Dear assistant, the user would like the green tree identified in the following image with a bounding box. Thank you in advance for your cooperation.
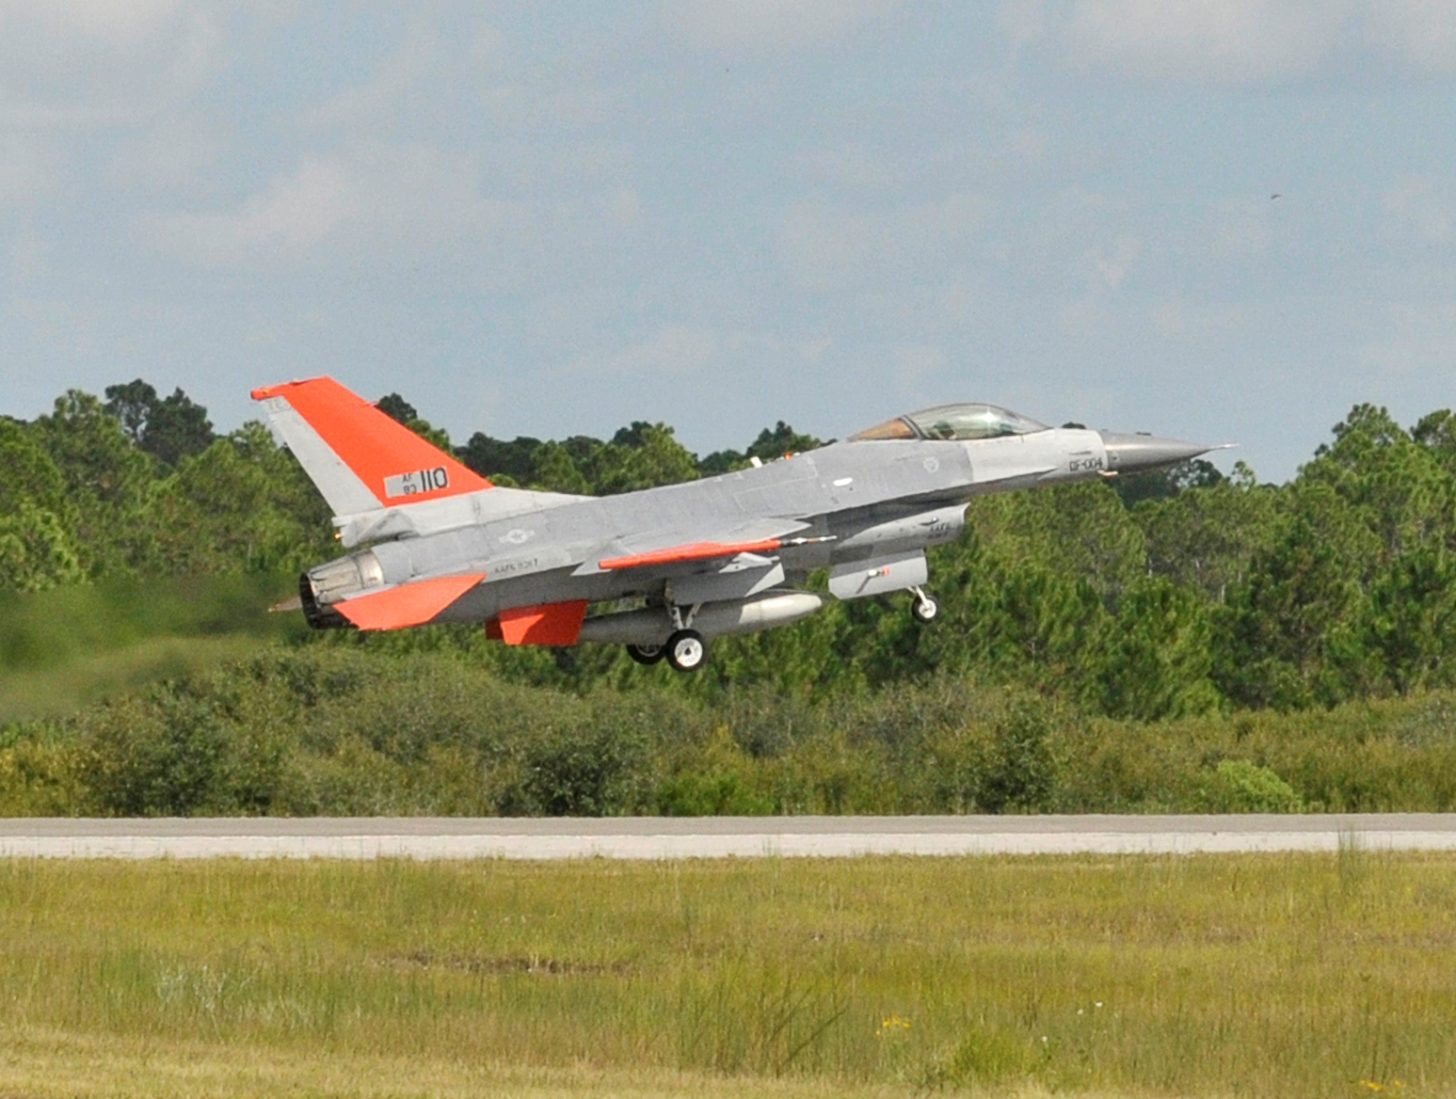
[746,421,822,462]
[375,393,418,424]
[35,390,158,577]
[458,432,543,484]
[142,388,214,466]
[1214,483,1377,709]
[0,419,71,518]
[1113,457,1225,508]
[1136,461,1278,602]
[1362,545,1456,695]
[104,380,215,466]
[103,379,158,444]
[527,441,592,495]
[147,428,333,575]
[0,500,84,592]
[1096,576,1219,720]
[969,482,1146,603]
[593,423,700,494]
[1413,409,1456,476]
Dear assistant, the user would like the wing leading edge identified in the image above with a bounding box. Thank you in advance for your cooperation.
[585,519,815,574]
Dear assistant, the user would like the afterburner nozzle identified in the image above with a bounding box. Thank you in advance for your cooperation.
[1099,432,1226,473]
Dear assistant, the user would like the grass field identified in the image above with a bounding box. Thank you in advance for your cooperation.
[1,851,1454,1097]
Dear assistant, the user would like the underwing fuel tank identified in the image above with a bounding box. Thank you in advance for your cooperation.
[578,591,826,645]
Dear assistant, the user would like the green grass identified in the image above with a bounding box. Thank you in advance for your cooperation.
[0,852,1453,1097]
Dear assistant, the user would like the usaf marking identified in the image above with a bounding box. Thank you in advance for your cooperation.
[384,466,450,498]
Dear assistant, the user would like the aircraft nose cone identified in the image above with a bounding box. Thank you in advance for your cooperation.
[1099,431,1219,473]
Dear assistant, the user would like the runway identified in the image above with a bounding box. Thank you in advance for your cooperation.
[2,815,1456,859]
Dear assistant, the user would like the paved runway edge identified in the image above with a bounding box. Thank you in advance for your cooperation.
[3,815,1456,859]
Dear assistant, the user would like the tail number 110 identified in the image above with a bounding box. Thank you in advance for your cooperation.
[384,467,451,498]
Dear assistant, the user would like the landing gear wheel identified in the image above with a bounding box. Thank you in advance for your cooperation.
[910,592,939,624]
[626,643,665,666]
[665,629,708,672]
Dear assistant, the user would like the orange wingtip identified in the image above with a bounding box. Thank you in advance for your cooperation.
[599,539,782,571]
[335,573,485,631]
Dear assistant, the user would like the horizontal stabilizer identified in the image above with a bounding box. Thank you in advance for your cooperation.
[335,573,485,631]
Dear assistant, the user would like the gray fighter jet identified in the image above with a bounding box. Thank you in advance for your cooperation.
[255,377,1224,671]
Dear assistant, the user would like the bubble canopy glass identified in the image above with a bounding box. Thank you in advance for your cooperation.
[850,403,1049,442]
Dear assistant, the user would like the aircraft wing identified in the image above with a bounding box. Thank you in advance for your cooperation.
[579,519,814,575]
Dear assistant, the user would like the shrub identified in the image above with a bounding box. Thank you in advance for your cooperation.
[1198,759,1304,813]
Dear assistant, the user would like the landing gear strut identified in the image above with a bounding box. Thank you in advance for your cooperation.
[909,586,939,624]
[624,598,710,672]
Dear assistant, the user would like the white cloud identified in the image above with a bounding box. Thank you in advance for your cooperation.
[665,0,904,52]
[0,1,219,127]
[1014,0,1456,85]
[1384,176,1454,244]
[567,326,826,380]
[107,115,230,195]
[1091,234,1142,290]
[570,325,722,377]
[0,133,56,208]
[778,194,989,292]
[1053,0,1340,85]
[1150,298,1251,340]
[144,145,524,268]
[795,143,924,192]
[1369,1,1456,74]
[1359,303,1456,377]
[891,343,947,387]
[1207,200,1274,260]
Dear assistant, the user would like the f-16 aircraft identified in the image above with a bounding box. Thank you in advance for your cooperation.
[254,377,1225,671]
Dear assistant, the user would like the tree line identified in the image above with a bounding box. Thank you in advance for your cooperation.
[3,379,1454,721]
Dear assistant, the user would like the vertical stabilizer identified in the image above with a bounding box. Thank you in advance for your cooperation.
[251,377,491,517]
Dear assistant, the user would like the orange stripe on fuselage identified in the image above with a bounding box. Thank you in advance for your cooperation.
[251,377,490,506]
[335,573,485,631]
[598,539,783,571]
[491,600,589,646]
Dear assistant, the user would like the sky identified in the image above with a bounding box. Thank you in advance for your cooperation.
[2,1,1454,483]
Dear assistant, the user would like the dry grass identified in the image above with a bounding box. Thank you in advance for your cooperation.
[0,851,1453,1097]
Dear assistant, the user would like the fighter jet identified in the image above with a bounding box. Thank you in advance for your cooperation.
[254,377,1224,672]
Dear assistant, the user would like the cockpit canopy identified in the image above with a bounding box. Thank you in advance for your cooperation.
[850,403,1049,443]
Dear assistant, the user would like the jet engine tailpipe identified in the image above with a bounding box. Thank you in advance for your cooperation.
[579,591,826,646]
[299,551,386,629]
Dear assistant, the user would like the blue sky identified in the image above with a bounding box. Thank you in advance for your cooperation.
[2,1,1453,482]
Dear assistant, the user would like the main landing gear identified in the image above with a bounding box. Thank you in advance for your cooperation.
[665,629,707,672]
[625,643,664,666]
[626,630,708,672]
[909,586,939,624]
[625,603,709,673]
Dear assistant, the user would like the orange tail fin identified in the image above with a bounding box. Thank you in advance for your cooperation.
[252,377,490,516]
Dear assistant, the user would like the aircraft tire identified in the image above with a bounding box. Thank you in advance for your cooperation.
[665,629,708,672]
[911,594,939,624]
[625,643,666,666]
